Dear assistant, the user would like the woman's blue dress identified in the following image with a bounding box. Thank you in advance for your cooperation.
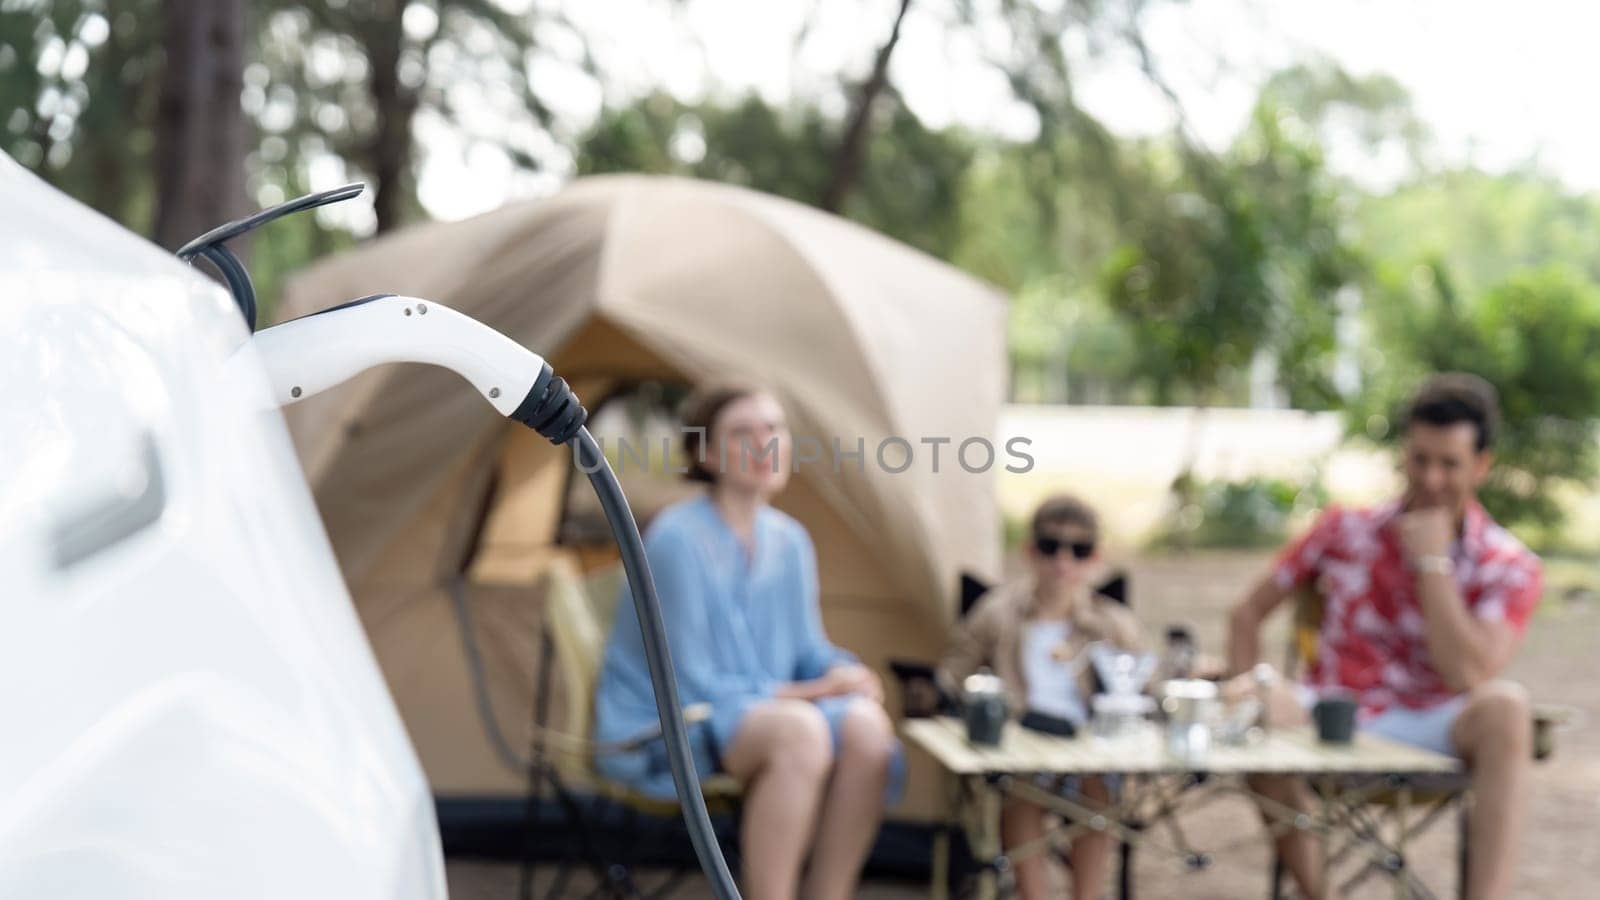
[593,494,905,801]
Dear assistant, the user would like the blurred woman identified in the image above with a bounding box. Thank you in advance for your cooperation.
[594,382,903,900]
[940,495,1144,900]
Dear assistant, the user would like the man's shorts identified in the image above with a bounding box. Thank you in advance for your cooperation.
[1363,695,1467,757]
[1293,685,1466,758]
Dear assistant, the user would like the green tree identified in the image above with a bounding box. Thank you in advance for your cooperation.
[1257,60,1426,166]
[256,0,581,233]
[579,94,831,207]
[577,91,976,261]
[1,0,163,229]
[1098,103,1363,408]
[1353,263,1600,534]
[1359,170,1600,298]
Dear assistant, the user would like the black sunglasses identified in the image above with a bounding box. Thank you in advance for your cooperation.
[1035,536,1095,560]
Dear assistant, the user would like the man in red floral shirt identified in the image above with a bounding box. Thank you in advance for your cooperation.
[1227,373,1542,900]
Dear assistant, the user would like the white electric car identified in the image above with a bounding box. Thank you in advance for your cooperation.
[0,153,447,897]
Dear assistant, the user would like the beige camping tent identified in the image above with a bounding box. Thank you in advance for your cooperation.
[277,175,1007,819]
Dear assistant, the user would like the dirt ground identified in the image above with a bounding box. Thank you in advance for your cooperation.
[447,551,1599,899]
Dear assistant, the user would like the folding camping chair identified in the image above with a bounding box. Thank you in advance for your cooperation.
[521,554,743,899]
[1268,586,1570,900]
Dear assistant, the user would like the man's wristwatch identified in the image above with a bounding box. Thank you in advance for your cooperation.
[1413,554,1455,575]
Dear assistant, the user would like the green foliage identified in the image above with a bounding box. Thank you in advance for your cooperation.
[936,58,1406,410]
[847,103,977,261]
[1358,169,1600,298]
[256,0,573,232]
[249,207,359,322]
[1001,511,1035,553]
[1,1,355,302]
[2,1,162,230]
[1351,264,1600,531]
[580,93,832,208]
[950,141,1118,401]
[1066,61,1415,409]
[11,0,1600,519]
[1098,96,1366,408]
[577,92,975,261]
[1161,474,1329,549]
[1258,61,1425,160]
[1006,281,1143,404]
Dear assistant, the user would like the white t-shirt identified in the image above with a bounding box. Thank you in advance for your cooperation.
[1021,619,1087,723]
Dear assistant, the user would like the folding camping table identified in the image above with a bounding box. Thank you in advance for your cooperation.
[904,716,1462,900]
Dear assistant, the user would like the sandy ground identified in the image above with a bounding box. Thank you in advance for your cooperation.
[447,551,1599,899]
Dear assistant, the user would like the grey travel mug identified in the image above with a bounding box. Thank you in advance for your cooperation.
[962,671,1009,747]
[1313,695,1358,744]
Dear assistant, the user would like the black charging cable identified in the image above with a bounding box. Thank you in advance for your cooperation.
[517,366,740,900]
[179,191,744,900]
[176,183,364,332]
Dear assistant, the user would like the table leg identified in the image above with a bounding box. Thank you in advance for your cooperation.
[972,778,1004,900]
[1319,776,1336,892]
[1119,833,1136,900]
[931,826,950,900]
[1394,785,1411,900]
[951,775,1007,900]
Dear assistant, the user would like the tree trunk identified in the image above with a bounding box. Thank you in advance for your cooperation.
[821,0,913,213]
[363,2,417,234]
[153,0,248,252]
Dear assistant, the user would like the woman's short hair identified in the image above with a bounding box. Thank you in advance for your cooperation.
[1031,494,1099,542]
[679,380,768,483]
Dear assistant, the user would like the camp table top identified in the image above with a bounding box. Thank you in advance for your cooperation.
[903,715,1462,777]
[904,716,1462,900]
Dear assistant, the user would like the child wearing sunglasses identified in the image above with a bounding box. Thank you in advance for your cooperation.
[938,494,1145,900]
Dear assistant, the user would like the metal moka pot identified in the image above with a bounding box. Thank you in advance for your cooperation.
[962,670,1009,747]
